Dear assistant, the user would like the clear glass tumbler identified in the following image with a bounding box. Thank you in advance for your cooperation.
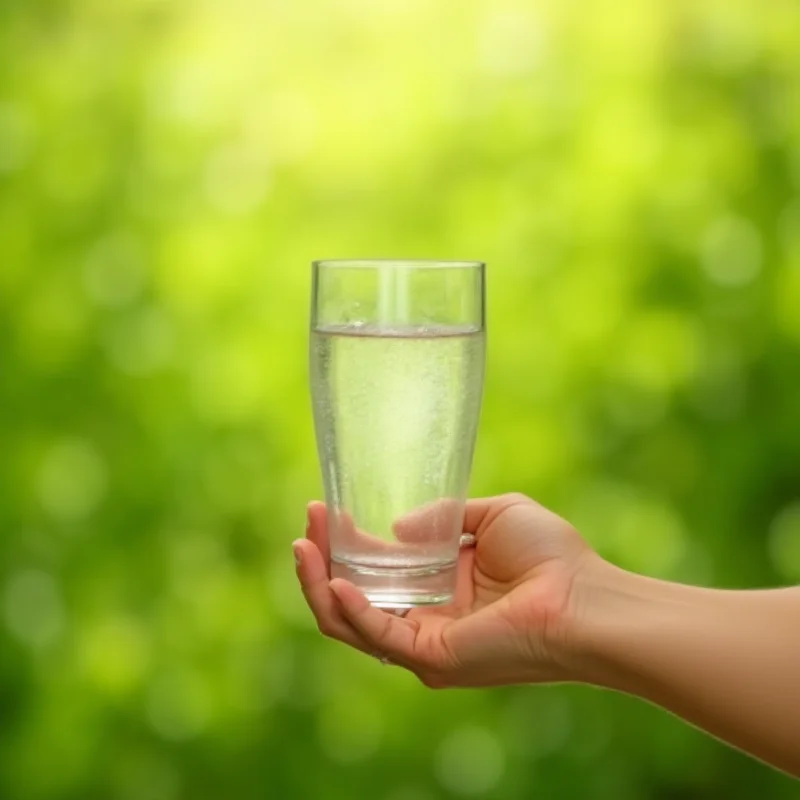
[309,259,486,608]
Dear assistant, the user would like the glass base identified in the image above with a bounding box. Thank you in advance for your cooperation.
[331,557,457,609]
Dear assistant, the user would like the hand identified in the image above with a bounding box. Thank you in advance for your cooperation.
[293,493,597,688]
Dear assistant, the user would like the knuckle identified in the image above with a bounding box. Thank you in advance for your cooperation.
[502,491,530,506]
[317,619,337,638]
[372,613,394,644]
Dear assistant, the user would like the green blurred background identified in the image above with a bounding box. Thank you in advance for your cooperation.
[2,0,800,798]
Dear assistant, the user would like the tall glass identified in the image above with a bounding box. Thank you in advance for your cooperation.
[309,259,486,608]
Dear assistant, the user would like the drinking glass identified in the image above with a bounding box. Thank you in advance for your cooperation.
[309,259,486,608]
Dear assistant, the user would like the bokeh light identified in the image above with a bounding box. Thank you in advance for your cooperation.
[1,0,799,798]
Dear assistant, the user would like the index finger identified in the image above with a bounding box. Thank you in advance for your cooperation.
[329,578,421,663]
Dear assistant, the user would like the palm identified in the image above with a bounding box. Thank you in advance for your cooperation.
[296,494,590,689]
[404,496,586,685]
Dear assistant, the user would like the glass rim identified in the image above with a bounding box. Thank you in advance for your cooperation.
[312,258,485,270]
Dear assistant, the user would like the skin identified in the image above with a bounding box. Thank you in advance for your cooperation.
[293,493,800,778]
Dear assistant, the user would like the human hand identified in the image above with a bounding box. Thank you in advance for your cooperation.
[293,493,598,688]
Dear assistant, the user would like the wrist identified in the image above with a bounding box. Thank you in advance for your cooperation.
[555,554,680,688]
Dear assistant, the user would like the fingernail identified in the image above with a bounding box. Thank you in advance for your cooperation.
[292,541,303,567]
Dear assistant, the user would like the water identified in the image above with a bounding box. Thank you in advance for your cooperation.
[310,323,485,607]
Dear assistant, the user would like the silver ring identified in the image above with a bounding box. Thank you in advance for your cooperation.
[459,533,477,548]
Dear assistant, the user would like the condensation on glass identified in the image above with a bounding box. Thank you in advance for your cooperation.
[309,260,486,608]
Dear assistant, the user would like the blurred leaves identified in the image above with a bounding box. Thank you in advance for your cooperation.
[1,0,800,798]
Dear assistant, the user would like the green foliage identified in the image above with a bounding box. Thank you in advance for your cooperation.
[1,0,799,798]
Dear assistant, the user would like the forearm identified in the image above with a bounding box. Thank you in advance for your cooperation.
[570,561,800,777]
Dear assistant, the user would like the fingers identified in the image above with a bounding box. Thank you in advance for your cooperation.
[306,501,331,565]
[302,498,520,671]
[393,498,461,544]
[293,538,374,655]
[463,493,532,537]
[329,579,420,663]
[453,546,476,608]
[392,494,533,547]
[308,502,393,559]
[312,503,405,557]
[311,498,489,556]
